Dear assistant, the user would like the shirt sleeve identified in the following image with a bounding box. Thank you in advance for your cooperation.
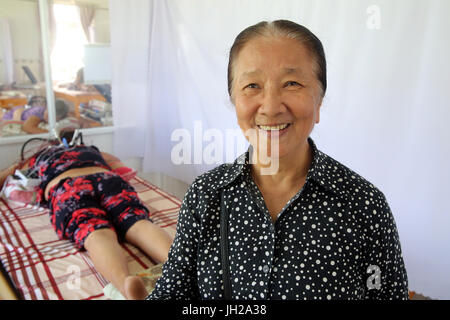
[146,181,201,300]
[363,192,409,300]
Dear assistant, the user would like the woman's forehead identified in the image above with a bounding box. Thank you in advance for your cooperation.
[241,67,306,79]
[234,36,315,77]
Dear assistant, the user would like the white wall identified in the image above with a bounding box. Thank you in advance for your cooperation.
[93,7,110,43]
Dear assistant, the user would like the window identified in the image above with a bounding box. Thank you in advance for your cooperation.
[0,0,112,140]
[51,4,86,82]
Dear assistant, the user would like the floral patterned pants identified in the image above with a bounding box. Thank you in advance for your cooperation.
[47,171,151,249]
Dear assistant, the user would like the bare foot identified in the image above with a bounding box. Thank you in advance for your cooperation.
[124,275,148,300]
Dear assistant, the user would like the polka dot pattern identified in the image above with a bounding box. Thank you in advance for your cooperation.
[147,138,408,300]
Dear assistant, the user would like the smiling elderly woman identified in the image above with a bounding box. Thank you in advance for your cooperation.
[146,20,408,300]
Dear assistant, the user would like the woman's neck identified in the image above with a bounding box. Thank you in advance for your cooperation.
[251,140,313,189]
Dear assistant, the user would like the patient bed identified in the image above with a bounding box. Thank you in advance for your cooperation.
[0,175,180,300]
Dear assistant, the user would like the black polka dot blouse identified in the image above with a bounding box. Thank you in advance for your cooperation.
[147,138,409,300]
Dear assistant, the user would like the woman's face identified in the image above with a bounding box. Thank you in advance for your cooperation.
[232,36,323,160]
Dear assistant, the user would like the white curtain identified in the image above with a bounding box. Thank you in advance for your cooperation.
[37,0,56,51]
[110,0,450,299]
[0,19,14,85]
[36,0,56,82]
[76,2,96,43]
[110,0,152,159]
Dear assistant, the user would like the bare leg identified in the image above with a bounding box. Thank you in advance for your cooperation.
[84,228,147,300]
[125,220,174,263]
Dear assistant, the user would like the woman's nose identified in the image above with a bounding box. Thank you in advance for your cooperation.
[258,87,285,117]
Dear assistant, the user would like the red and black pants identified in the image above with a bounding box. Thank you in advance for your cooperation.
[47,171,151,249]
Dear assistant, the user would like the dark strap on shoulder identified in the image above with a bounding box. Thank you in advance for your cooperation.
[220,190,232,300]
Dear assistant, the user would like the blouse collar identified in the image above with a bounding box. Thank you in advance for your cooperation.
[216,137,349,200]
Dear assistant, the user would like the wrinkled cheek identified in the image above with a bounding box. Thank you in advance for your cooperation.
[294,119,316,139]
[240,122,259,145]
[296,106,318,129]
[235,109,255,135]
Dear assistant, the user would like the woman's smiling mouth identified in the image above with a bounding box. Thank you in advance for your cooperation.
[256,123,291,138]
[257,123,290,130]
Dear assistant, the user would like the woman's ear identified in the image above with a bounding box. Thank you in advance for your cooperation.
[315,96,323,124]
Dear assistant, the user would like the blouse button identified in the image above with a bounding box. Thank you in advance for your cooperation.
[262,265,270,273]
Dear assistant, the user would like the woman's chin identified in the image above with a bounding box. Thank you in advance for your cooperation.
[252,145,289,162]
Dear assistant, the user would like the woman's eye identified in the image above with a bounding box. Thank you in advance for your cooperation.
[245,83,259,89]
[285,81,301,87]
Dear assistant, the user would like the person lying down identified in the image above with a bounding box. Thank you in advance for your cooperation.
[0,138,174,300]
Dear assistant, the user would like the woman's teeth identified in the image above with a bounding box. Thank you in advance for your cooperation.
[258,124,290,131]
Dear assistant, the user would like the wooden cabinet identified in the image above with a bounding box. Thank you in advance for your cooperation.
[0,97,27,109]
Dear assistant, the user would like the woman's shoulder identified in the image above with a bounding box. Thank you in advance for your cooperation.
[317,150,388,204]
[183,157,245,203]
[176,163,234,217]
[189,163,237,192]
[316,151,398,234]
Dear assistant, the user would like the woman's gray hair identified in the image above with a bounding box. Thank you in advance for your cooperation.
[227,20,327,100]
